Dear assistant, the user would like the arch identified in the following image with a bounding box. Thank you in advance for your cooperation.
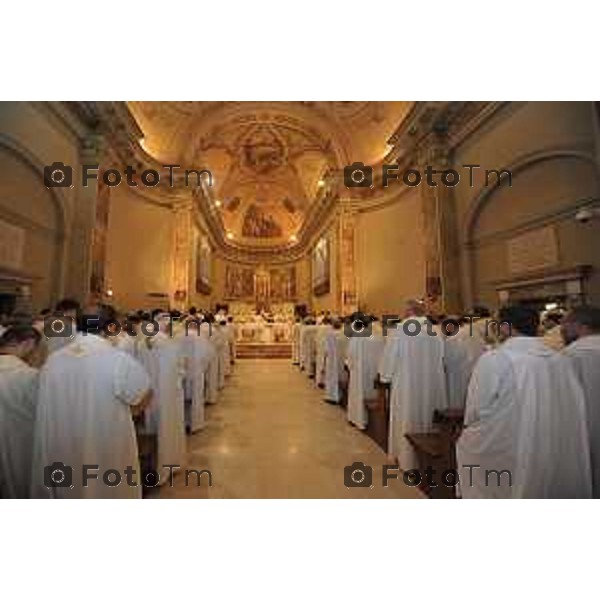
[460,148,600,307]
[0,133,68,306]
[463,148,600,244]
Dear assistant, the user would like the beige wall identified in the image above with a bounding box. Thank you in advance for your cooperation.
[453,101,600,308]
[0,145,64,311]
[105,187,176,311]
[0,101,87,310]
[355,189,425,315]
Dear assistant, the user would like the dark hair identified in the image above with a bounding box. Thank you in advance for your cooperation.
[498,305,540,337]
[471,305,491,318]
[55,298,81,313]
[77,306,117,335]
[543,311,564,327]
[189,306,198,316]
[568,305,600,333]
[0,326,42,348]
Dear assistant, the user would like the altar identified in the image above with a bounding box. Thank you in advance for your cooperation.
[223,265,296,357]
[236,321,293,344]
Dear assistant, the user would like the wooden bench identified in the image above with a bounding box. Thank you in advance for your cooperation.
[404,408,465,499]
[364,377,391,453]
[133,414,158,497]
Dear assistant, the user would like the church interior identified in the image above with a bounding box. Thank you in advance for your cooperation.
[1,101,600,499]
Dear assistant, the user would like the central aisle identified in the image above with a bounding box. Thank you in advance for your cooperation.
[156,359,423,499]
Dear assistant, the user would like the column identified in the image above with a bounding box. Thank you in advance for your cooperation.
[338,207,358,315]
[64,133,105,304]
[171,200,193,310]
[416,133,462,314]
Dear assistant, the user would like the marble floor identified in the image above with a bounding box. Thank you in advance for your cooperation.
[155,359,423,499]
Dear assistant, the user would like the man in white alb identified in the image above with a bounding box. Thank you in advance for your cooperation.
[0,326,42,498]
[379,299,448,469]
[144,314,186,483]
[346,317,386,430]
[31,308,152,499]
[561,305,600,498]
[457,305,591,498]
[444,308,490,410]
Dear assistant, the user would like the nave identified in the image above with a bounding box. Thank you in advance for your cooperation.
[156,359,422,499]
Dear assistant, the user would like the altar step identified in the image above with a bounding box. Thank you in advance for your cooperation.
[236,343,292,359]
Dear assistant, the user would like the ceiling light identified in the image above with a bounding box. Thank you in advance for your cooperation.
[226,232,234,240]
[214,199,222,207]
[317,179,325,188]
[289,234,298,242]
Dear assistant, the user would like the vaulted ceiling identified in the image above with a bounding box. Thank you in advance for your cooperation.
[128,101,412,253]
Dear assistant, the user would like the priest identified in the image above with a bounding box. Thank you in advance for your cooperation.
[315,319,331,388]
[444,310,489,410]
[561,305,600,498]
[323,320,348,404]
[346,319,386,429]
[179,318,216,430]
[457,305,591,498]
[31,308,152,499]
[145,314,186,483]
[379,299,448,469]
[0,326,42,498]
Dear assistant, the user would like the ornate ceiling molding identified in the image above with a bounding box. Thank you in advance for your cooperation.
[68,101,505,262]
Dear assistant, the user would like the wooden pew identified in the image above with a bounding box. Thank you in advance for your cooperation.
[133,413,158,497]
[338,365,350,408]
[404,408,464,499]
[364,376,391,453]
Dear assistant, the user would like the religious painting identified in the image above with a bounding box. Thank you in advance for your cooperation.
[225,265,255,299]
[242,204,282,238]
[312,236,330,296]
[240,124,286,174]
[195,234,212,295]
[269,266,296,301]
